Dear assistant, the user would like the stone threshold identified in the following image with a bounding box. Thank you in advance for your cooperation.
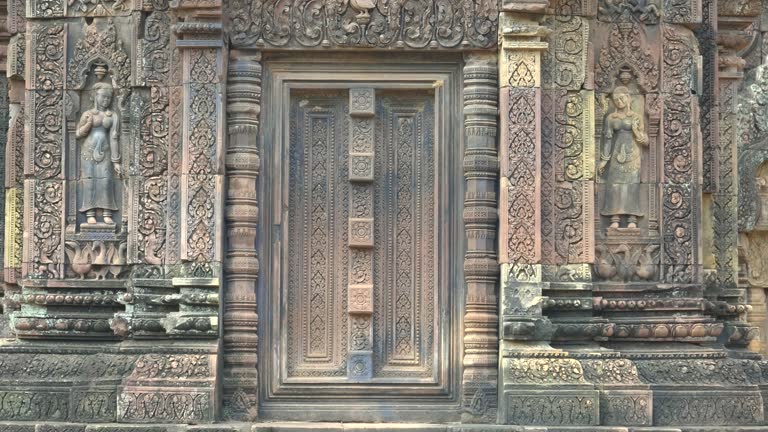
[4,424,768,432]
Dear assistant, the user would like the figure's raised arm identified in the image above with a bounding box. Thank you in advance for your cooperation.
[631,114,649,145]
[76,111,93,139]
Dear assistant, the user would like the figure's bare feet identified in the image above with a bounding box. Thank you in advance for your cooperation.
[87,216,97,224]
[103,216,114,224]
[627,222,637,229]
[609,222,620,229]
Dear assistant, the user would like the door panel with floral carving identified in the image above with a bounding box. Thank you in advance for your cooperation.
[260,61,462,419]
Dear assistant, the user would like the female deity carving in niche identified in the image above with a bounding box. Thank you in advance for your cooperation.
[77,81,121,225]
[598,86,649,230]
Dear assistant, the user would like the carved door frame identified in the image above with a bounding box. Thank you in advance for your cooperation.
[256,52,465,422]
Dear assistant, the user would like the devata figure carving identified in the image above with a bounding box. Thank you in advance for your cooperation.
[77,82,122,226]
[598,86,648,230]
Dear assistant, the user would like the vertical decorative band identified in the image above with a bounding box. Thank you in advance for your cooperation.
[347,87,375,380]
[660,25,698,284]
[497,11,558,424]
[25,23,65,279]
[498,17,548,267]
[180,47,223,277]
[223,53,261,420]
[460,52,499,423]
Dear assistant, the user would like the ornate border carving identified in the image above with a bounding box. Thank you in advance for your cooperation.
[225,0,499,50]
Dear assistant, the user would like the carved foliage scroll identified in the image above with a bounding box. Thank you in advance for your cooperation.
[550,0,597,16]
[661,25,699,283]
[182,49,222,274]
[541,90,595,264]
[26,24,66,279]
[500,87,540,264]
[226,0,499,50]
[663,0,701,24]
[714,77,739,288]
[133,11,172,266]
[28,24,64,180]
[166,47,183,265]
[539,15,595,267]
[28,0,132,19]
[542,16,589,92]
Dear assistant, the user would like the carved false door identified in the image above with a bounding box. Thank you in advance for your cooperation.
[262,72,460,418]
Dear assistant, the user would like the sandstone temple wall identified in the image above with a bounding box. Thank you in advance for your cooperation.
[0,0,765,430]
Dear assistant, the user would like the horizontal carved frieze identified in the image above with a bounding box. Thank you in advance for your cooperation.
[226,0,499,50]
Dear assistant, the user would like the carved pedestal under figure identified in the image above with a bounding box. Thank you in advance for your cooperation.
[598,86,649,231]
[77,82,122,227]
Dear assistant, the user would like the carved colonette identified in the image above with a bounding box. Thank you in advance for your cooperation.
[223,53,260,420]
[461,52,500,423]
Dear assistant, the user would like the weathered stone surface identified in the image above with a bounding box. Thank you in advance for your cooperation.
[1,0,768,428]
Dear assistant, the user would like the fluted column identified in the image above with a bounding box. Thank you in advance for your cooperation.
[461,52,499,423]
[223,52,261,420]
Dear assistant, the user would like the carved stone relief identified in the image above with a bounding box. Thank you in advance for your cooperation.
[595,23,659,94]
[226,0,499,49]
[461,52,499,423]
[598,0,660,24]
[550,0,597,17]
[597,85,649,232]
[181,47,221,277]
[61,19,131,284]
[661,25,699,284]
[7,0,768,428]
[593,82,660,284]
[282,89,439,382]
[257,61,463,421]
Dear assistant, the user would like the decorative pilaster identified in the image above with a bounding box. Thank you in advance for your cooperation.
[222,52,260,420]
[539,14,596,344]
[24,22,65,281]
[498,4,598,427]
[712,0,761,346]
[179,39,224,278]
[498,6,549,348]
[697,0,719,195]
[2,19,24,336]
[460,52,499,423]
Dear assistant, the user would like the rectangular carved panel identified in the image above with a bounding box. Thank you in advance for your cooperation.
[287,94,348,373]
[275,87,447,395]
